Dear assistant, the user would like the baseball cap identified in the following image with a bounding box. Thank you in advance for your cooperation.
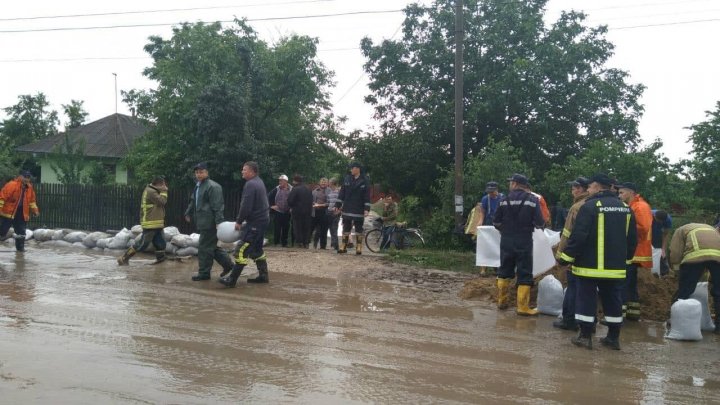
[506,173,529,186]
[567,176,589,189]
[588,173,613,187]
[193,162,208,170]
[618,182,638,192]
[485,181,498,192]
[278,174,289,181]
[19,170,32,178]
[349,161,362,169]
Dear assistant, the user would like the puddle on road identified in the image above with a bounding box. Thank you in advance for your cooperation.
[0,246,719,403]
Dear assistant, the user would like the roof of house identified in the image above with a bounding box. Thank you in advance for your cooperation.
[16,113,149,159]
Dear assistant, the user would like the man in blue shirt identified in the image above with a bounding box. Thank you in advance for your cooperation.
[652,209,672,276]
[479,181,503,226]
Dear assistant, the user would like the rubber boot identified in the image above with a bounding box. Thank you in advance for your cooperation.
[14,235,26,252]
[151,251,167,264]
[496,278,511,310]
[355,234,363,255]
[571,325,593,350]
[247,259,269,284]
[338,234,349,254]
[117,246,137,265]
[516,285,538,316]
[218,264,245,287]
[553,318,579,331]
[600,324,621,350]
[626,301,641,321]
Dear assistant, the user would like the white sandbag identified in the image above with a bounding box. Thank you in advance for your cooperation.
[171,234,192,248]
[96,237,111,249]
[52,229,67,240]
[666,299,703,341]
[107,229,132,249]
[25,229,33,240]
[690,282,716,331]
[176,247,198,256]
[543,228,561,248]
[475,226,555,276]
[83,231,110,248]
[189,233,200,248]
[131,225,143,234]
[217,221,241,243]
[163,226,180,241]
[63,231,88,244]
[651,248,662,276]
[165,243,178,254]
[33,228,53,242]
[72,242,87,248]
[46,240,73,248]
[537,274,564,316]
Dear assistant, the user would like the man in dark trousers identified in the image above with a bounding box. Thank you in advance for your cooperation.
[287,174,313,248]
[0,170,39,252]
[493,173,545,315]
[335,162,371,255]
[184,162,234,281]
[219,161,271,287]
[268,174,292,247]
[558,173,637,350]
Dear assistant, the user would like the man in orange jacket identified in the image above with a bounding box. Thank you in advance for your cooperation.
[618,182,652,320]
[0,170,40,252]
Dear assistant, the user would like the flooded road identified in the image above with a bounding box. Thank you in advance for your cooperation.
[1,245,719,404]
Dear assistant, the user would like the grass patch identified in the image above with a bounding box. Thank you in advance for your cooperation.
[381,248,478,273]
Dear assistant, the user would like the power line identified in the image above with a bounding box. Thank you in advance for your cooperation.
[0,9,404,34]
[610,17,720,30]
[0,0,336,22]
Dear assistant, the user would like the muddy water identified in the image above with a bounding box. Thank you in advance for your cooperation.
[1,246,719,404]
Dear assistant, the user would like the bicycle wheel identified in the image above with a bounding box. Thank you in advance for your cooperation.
[401,230,425,249]
[365,229,383,253]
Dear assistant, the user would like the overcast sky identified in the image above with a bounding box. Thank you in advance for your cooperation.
[1,0,718,163]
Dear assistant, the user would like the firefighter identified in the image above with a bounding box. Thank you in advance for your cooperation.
[117,176,169,265]
[558,173,637,350]
[335,162,371,255]
[668,222,720,334]
[617,182,653,321]
[553,176,590,331]
[493,174,545,315]
[0,170,39,252]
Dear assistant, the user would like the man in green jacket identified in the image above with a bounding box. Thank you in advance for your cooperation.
[184,162,234,281]
[118,176,169,265]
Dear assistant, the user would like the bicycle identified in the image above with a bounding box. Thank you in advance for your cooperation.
[365,218,425,253]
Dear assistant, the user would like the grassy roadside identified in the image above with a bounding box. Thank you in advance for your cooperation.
[380,248,479,273]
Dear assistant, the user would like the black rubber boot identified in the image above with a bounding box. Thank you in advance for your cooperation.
[152,252,167,264]
[15,235,25,252]
[247,260,269,284]
[218,264,245,288]
[553,318,579,331]
[191,273,210,281]
[571,325,593,350]
[600,324,621,350]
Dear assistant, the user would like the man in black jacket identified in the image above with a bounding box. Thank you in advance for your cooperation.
[267,174,292,247]
[493,174,545,316]
[335,162,371,255]
[287,174,313,248]
[558,173,637,350]
[219,161,271,287]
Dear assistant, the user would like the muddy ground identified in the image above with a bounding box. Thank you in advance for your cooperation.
[1,242,719,403]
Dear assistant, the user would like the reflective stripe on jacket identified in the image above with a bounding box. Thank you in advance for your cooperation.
[0,177,39,221]
[140,184,167,229]
[559,190,637,279]
[629,195,653,268]
[668,223,720,270]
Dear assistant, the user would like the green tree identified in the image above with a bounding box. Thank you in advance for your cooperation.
[123,20,345,187]
[84,161,113,186]
[47,133,86,185]
[62,100,89,130]
[1,93,59,148]
[359,0,644,198]
[687,101,720,212]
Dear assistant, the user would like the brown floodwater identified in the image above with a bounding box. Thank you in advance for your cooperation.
[1,246,719,404]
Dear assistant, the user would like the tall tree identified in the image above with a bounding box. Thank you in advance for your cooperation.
[123,20,345,186]
[359,0,644,197]
[687,101,720,212]
[62,100,89,130]
[0,93,59,148]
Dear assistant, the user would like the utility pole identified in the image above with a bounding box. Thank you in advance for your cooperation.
[112,73,118,114]
[453,0,465,232]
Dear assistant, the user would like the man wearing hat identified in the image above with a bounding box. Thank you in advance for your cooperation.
[617,181,653,321]
[267,174,292,247]
[553,177,590,330]
[118,176,169,265]
[464,181,503,239]
[184,162,234,281]
[558,173,637,350]
[493,173,545,315]
[335,162,371,255]
[0,170,39,252]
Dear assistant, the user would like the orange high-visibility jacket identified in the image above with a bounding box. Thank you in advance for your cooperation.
[531,192,551,226]
[0,177,39,221]
[629,194,652,268]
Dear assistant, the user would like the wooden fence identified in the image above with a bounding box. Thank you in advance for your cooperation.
[28,183,243,234]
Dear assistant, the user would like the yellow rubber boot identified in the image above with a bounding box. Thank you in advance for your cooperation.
[516,285,538,316]
[338,234,349,254]
[355,234,363,255]
[496,278,511,310]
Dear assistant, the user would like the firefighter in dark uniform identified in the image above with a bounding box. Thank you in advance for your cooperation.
[493,174,545,316]
[558,173,638,350]
[335,162,371,255]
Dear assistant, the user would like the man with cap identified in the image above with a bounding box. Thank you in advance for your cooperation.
[553,176,590,330]
[267,174,292,247]
[0,170,39,252]
[335,162,371,255]
[493,173,545,315]
[464,181,503,239]
[558,173,637,350]
[617,181,653,321]
[118,176,169,265]
[184,162,234,281]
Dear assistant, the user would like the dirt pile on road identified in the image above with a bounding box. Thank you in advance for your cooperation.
[459,266,681,321]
